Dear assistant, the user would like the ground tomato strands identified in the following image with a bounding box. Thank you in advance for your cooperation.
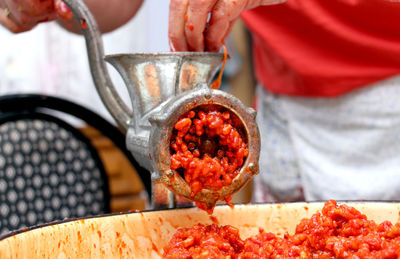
[163,200,400,258]
[210,43,228,90]
[170,106,248,212]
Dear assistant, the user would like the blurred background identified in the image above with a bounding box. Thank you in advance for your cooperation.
[0,0,256,214]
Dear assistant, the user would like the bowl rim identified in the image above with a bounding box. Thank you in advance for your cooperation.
[2,200,400,241]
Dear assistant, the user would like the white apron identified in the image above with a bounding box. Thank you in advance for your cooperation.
[254,75,400,202]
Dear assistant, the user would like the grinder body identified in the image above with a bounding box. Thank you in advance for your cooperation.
[62,0,260,209]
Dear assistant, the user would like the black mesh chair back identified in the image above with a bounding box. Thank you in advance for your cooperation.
[0,113,110,235]
[0,94,150,236]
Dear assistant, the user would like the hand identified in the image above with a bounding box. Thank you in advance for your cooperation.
[0,0,71,33]
[169,0,286,52]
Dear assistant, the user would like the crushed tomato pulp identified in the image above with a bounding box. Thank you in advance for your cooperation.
[170,106,248,212]
[163,200,400,258]
[169,43,235,213]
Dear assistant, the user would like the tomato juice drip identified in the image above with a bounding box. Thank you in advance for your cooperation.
[164,200,400,258]
[210,43,228,90]
[170,106,248,212]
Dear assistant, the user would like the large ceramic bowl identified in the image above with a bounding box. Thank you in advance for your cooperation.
[1,202,400,258]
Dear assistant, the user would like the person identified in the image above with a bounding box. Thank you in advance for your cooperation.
[168,0,400,202]
[0,0,143,33]
[4,0,400,203]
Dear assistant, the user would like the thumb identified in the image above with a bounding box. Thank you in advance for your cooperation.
[246,0,286,9]
[54,0,73,20]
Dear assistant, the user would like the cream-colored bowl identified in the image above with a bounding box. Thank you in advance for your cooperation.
[1,202,400,258]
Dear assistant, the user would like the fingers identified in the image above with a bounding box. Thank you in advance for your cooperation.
[247,0,287,9]
[54,0,72,20]
[0,12,33,33]
[184,0,218,51]
[169,0,286,52]
[168,0,247,52]
[205,0,246,51]
[10,0,53,16]
[5,0,37,25]
[169,0,189,51]
[204,18,230,52]
[0,0,56,32]
[0,0,33,32]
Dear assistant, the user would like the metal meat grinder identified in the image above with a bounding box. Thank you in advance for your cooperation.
[63,0,260,210]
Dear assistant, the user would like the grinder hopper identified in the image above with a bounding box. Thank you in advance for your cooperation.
[62,0,260,210]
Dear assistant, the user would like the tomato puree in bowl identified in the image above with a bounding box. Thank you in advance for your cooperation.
[163,200,400,258]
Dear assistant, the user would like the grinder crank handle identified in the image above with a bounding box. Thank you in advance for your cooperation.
[61,0,132,132]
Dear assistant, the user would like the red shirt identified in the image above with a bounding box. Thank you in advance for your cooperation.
[241,0,400,97]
